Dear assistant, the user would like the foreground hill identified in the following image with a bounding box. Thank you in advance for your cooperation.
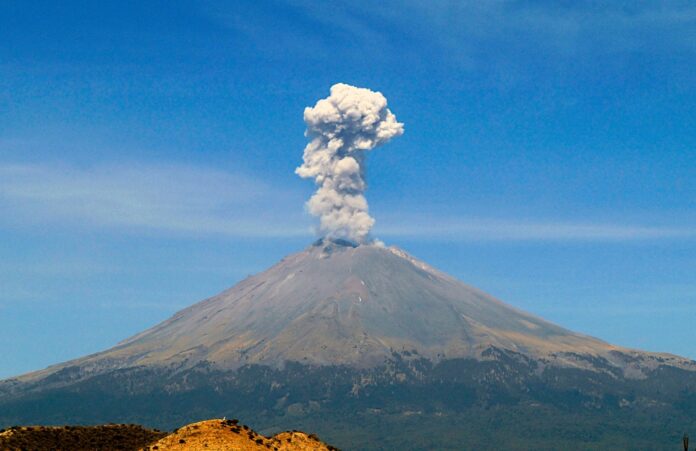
[0,423,165,450]
[2,239,696,449]
[0,419,333,451]
[144,419,335,451]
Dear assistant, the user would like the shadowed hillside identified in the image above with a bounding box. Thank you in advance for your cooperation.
[0,423,165,450]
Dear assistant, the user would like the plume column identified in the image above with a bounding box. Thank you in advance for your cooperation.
[296,83,403,243]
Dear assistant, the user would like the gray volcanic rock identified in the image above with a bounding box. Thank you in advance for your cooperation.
[15,239,694,385]
[4,240,696,450]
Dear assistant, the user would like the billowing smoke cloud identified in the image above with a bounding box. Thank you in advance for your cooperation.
[296,83,403,243]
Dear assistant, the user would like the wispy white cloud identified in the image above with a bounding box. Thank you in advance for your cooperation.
[236,1,696,69]
[1,162,693,243]
[376,218,696,242]
[0,163,310,237]
[405,1,696,56]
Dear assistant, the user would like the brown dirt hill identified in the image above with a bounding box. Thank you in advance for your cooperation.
[0,423,166,450]
[143,419,336,451]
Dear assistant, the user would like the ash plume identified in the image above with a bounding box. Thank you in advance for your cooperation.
[296,83,403,243]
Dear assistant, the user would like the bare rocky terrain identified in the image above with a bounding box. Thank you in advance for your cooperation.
[12,238,693,385]
[144,419,335,451]
[0,419,333,451]
[2,239,695,449]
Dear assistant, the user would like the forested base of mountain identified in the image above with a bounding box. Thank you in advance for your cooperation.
[2,351,696,450]
[1,401,691,450]
[272,408,694,451]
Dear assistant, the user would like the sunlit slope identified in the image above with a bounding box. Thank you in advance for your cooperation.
[18,239,692,383]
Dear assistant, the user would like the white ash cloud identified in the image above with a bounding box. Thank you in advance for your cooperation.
[296,83,403,243]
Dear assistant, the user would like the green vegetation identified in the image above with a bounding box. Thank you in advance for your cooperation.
[1,349,695,450]
[0,424,165,450]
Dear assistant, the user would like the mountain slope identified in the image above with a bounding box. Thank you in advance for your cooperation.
[2,239,696,450]
[15,239,692,385]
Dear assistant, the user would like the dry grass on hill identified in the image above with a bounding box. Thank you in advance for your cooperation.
[143,419,337,451]
[0,418,335,451]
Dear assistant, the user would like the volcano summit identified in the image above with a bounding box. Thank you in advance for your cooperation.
[9,239,691,375]
[2,239,696,449]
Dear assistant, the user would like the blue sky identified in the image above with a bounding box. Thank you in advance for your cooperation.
[1,1,695,378]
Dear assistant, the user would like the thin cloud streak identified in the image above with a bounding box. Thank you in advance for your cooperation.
[376,219,696,242]
[0,163,310,238]
[1,163,693,242]
[254,1,696,67]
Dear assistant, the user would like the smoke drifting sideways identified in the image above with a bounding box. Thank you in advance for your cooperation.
[296,83,404,244]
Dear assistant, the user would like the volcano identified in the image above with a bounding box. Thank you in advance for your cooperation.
[2,240,696,450]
